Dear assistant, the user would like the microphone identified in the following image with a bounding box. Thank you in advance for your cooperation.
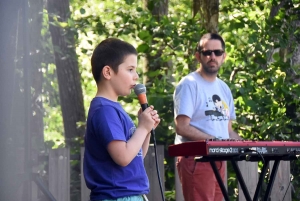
[134,84,165,201]
[134,84,148,111]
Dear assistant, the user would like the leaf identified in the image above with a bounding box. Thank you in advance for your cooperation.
[272,52,280,61]
[137,43,149,53]
[125,0,134,5]
[80,8,86,14]
[59,22,68,28]
[137,30,152,41]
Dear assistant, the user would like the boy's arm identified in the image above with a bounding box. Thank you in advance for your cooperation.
[142,133,151,158]
[107,107,159,166]
[141,107,160,157]
[107,126,150,167]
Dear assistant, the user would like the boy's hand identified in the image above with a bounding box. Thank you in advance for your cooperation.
[149,105,160,129]
[137,105,160,132]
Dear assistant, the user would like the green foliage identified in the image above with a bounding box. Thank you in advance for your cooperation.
[220,0,300,142]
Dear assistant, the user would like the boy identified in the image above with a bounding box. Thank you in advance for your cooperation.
[84,38,160,201]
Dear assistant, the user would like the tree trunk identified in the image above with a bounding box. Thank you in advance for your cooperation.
[196,0,219,33]
[47,0,86,147]
[143,0,168,21]
[193,0,201,18]
[292,43,300,84]
[290,19,300,84]
[143,0,169,84]
[188,0,219,72]
[47,1,85,200]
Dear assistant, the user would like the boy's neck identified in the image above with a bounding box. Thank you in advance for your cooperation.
[96,86,118,102]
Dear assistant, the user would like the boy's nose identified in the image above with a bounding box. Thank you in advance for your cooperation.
[135,72,139,79]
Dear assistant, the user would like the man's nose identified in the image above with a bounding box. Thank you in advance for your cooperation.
[210,52,217,58]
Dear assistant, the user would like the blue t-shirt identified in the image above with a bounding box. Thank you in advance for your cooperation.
[83,97,149,200]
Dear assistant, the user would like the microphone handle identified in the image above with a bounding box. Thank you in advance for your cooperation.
[141,103,148,111]
[140,103,155,135]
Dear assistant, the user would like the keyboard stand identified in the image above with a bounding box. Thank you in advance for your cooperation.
[195,155,296,201]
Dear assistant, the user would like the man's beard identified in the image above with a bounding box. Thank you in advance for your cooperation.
[202,60,220,75]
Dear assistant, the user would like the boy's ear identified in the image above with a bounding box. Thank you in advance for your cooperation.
[102,65,112,79]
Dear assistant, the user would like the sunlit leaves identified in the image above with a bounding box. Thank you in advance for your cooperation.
[137,30,152,41]
[79,8,85,14]
[137,43,150,52]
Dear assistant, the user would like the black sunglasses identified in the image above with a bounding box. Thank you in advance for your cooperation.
[200,50,224,56]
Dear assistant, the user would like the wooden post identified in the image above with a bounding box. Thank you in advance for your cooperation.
[269,161,291,201]
[238,161,258,201]
[15,148,39,201]
[80,147,90,201]
[144,144,165,201]
[49,148,70,201]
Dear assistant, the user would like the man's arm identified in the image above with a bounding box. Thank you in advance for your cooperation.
[228,120,242,139]
[175,115,215,141]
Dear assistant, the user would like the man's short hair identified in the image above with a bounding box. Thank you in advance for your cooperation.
[196,33,226,52]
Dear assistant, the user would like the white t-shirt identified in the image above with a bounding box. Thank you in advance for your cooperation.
[174,71,236,144]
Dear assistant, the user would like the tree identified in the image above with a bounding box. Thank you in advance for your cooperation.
[194,0,219,33]
[142,0,169,84]
[47,0,86,200]
[47,0,86,148]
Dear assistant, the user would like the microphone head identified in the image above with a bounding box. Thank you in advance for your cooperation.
[134,84,146,95]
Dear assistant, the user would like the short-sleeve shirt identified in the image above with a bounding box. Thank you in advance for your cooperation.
[174,72,236,144]
[83,97,149,200]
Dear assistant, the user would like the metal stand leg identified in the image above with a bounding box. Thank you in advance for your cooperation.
[231,161,252,201]
[263,160,280,201]
[253,160,269,201]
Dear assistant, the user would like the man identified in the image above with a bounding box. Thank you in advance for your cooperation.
[173,33,241,201]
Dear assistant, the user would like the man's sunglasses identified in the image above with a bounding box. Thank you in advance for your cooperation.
[200,50,224,56]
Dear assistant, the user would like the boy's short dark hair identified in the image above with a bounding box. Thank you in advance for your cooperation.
[196,33,226,52]
[91,38,137,84]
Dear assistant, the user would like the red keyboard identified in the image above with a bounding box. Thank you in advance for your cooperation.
[168,140,300,157]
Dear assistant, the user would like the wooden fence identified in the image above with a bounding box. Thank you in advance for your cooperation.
[47,145,165,201]
[15,145,292,201]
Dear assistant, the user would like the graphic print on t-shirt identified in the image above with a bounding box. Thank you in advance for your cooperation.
[129,125,143,157]
[205,94,230,121]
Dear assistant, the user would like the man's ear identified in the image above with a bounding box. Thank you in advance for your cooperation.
[102,65,112,79]
[222,52,227,61]
[195,51,201,62]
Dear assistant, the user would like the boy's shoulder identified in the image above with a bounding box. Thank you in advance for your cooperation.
[90,97,119,107]
[88,97,124,119]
